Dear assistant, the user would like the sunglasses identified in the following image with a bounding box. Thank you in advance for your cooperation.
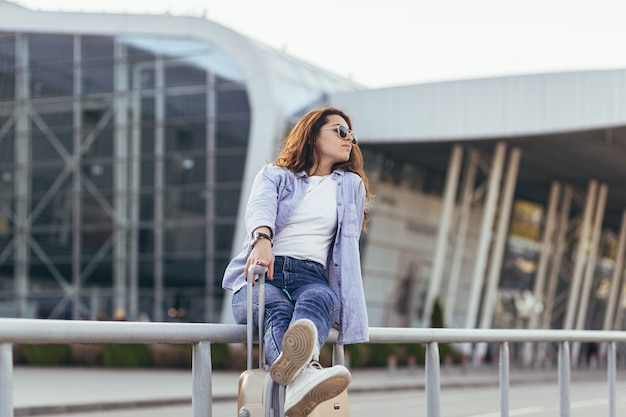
[320,125,358,145]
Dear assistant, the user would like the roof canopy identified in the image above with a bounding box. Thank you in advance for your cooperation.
[332,69,626,230]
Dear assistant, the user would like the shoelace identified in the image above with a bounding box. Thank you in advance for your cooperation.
[301,361,324,374]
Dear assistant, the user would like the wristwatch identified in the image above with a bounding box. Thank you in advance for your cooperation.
[250,231,273,248]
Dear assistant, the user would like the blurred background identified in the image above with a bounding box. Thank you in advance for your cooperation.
[1,1,626,354]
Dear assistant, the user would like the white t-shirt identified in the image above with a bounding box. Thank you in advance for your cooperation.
[272,175,337,267]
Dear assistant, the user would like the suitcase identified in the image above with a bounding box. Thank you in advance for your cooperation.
[237,264,350,417]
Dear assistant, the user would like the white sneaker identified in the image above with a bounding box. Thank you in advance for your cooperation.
[270,319,318,386]
[285,362,351,417]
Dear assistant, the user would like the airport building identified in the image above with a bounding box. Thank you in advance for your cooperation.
[2,0,626,341]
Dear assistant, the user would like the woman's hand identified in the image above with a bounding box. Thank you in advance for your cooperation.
[244,239,274,285]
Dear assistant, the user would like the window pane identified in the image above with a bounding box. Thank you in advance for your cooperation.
[216,118,250,148]
[164,225,205,254]
[82,160,113,189]
[140,97,155,123]
[29,34,73,65]
[165,63,206,87]
[81,191,114,227]
[0,69,15,101]
[31,165,67,196]
[0,117,13,164]
[164,154,205,186]
[216,152,245,182]
[82,226,113,254]
[165,123,206,152]
[30,64,74,98]
[216,89,249,115]
[82,108,114,158]
[82,36,114,60]
[0,34,15,101]
[134,66,155,90]
[166,93,206,119]
[31,109,73,161]
[139,192,154,223]
[164,259,204,290]
[163,188,206,219]
[0,33,15,68]
[82,61,114,93]
[140,158,155,189]
[32,193,73,230]
[138,228,155,254]
[81,36,114,94]
[215,189,240,217]
[214,224,235,252]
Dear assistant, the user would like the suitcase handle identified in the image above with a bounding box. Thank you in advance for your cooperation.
[247,264,268,370]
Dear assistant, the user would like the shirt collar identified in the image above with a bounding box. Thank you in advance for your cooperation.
[296,169,345,178]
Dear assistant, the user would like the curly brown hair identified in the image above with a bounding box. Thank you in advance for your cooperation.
[275,107,371,231]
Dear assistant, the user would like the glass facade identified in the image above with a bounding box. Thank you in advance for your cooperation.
[0,31,251,322]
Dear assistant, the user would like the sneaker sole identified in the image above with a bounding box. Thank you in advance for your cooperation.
[270,320,317,386]
[285,373,350,417]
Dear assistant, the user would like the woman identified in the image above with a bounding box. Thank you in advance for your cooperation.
[222,107,371,416]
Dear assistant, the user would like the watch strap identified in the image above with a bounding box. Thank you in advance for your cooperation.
[251,231,273,248]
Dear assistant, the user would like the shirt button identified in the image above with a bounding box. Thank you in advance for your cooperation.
[334,263,339,267]
[338,202,342,206]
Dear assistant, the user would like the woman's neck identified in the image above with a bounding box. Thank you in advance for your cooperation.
[308,162,332,177]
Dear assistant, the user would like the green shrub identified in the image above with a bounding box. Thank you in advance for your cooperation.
[23,344,71,366]
[71,344,104,366]
[439,342,461,364]
[12,344,26,364]
[431,298,445,328]
[404,343,426,365]
[103,344,152,368]
[366,343,398,367]
[429,297,461,364]
[151,344,191,368]
[344,344,364,367]
[211,343,229,369]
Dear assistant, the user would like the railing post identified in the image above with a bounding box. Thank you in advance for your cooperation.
[425,342,441,417]
[500,342,510,417]
[558,341,571,417]
[0,343,14,417]
[192,341,212,417]
[332,344,345,366]
[608,341,616,417]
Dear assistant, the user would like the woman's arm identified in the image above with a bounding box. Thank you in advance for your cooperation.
[245,226,275,282]
[243,166,282,282]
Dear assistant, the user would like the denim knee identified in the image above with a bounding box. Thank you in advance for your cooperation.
[291,284,339,349]
[231,284,294,365]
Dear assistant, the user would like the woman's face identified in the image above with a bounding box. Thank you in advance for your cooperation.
[314,115,354,173]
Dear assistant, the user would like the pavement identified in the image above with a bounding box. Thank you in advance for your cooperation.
[11,364,611,415]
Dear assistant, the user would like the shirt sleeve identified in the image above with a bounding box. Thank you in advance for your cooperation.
[354,175,366,233]
[244,165,281,238]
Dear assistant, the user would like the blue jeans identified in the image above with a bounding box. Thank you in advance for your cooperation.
[232,256,340,365]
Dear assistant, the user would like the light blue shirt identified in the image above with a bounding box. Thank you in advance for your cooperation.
[222,164,369,344]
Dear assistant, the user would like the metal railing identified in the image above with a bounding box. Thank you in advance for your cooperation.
[0,318,625,417]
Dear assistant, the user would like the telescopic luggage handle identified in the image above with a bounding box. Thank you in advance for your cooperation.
[247,264,268,370]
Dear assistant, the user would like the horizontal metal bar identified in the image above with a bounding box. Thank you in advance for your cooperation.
[368,327,626,344]
[1,318,626,345]
[0,318,247,344]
